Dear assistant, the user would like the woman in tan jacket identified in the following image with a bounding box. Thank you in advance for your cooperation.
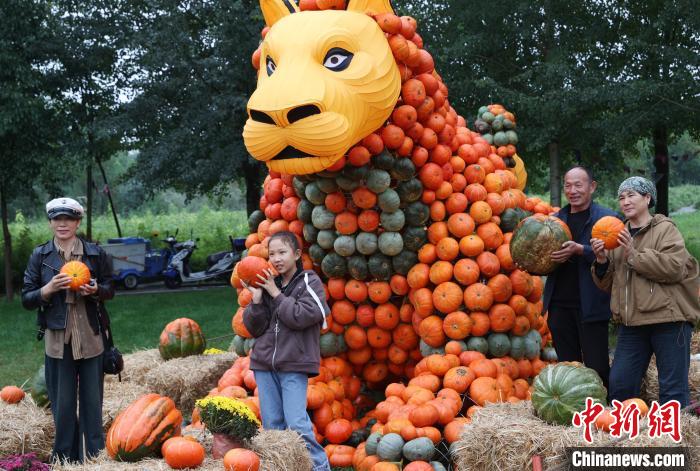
[591,177,699,407]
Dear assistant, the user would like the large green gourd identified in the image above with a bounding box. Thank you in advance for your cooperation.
[510,214,572,275]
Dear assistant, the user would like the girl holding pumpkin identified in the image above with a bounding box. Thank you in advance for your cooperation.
[242,231,331,471]
[591,177,700,407]
[21,197,115,462]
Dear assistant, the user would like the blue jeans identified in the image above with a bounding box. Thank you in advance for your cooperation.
[609,322,692,407]
[254,370,330,471]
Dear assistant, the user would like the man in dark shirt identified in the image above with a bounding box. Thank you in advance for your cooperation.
[543,166,618,388]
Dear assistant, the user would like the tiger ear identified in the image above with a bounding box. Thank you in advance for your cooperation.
[346,0,394,15]
[260,0,299,27]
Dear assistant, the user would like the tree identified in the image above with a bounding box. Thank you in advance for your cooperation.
[120,0,266,215]
[0,0,65,300]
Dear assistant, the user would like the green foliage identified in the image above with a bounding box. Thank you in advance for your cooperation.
[0,287,237,386]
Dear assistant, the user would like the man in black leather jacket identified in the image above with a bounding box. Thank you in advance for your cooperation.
[21,197,115,463]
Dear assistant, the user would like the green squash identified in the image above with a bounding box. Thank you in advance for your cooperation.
[304,181,326,205]
[247,210,265,233]
[377,188,401,212]
[303,224,319,244]
[368,253,392,280]
[321,252,347,278]
[158,318,206,360]
[316,229,337,250]
[524,336,541,360]
[316,177,339,194]
[243,337,256,355]
[402,437,435,462]
[346,428,370,447]
[367,169,392,194]
[392,249,417,276]
[465,336,488,354]
[402,226,428,252]
[532,363,608,425]
[230,335,246,357]
[499,208,524,233]
[506,130,518,145]
[390,157,416,181]
[510,215,572,275]
[297,199,314,223]
[334,235,356,257]
[309,244,327,264]
[347,255,369,281]
[336,175,360,191]
[319,332,340,357]
[356,232,378,256]
[373,150,395,170]
[396,178,423,204]
[542,346,558,362]
[377,433,405,461]
[380,211,405,232]
[384,232,409,260]
[404,201,430,227]
[419,340,445,357]
[311,205,335,230]
[508,334,526,359]
[292,177,307,199]
[342,164,368,181]
[365,432,383,455]
[30,365,50,408]
[487,333,511,358]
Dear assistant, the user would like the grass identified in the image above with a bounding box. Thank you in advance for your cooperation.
[672,211,700,261]
[0,287,239,387]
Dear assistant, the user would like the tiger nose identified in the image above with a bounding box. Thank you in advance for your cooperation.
[249,104,322,126]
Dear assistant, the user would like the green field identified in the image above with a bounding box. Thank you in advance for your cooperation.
[0,287,239,387]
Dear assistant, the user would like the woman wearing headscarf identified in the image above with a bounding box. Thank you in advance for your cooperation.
[21,197,114,463]
[591,177,700,406]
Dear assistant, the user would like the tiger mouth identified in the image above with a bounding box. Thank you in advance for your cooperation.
[273,145,317,160]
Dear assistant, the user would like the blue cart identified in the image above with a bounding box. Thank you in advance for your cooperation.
[102,237,171,289]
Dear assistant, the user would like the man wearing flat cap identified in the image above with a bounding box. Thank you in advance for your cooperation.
[21,197,115,463]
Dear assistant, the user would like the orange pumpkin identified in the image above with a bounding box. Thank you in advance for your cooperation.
[0,385,25,404]
[432,281,463,313]
[591,216,625,250]
[469,377,500,406]
[453,258,480,286]
[162,437,205,469]
[443,366,475,393]
[442,311,472,340]
[60,261,91,291]
[224,448,260,471]
[463,283,493,312]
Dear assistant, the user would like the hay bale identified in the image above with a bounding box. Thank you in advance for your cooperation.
[692,331,700,355]
[452,401,700,471]
[249,429,313,471]
[0,398,54,461]
[106,349,163,386]
[52,450,223,471]
[102,380,151,431]
[640,356,700,404]
[144,352,237,413]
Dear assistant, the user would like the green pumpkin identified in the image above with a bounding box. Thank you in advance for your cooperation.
[304,181,325,205]
[30,365,50,408]
[419,339,445,357]
[356,232,378,256]
[506,130,518,145]
[524,337,541,360]
[510,215,572,275]
[247,210,265,233]
[336,175,360,191]
[365,432,383,455]
[373,150,395,170]
[316,177,339,194]
[334,235,356,257]
[404,201,430,227]
[297,199,314,223]
[316,229,337,250]
[499,208,524,233]
[321,252,347,278]
[292,177,307,199]
[311,205,335,230]
[316,169,340,178]
[230,335,246,357]
[243,337,255,356]
[431,462,448,471]
[377,433,405,461]
[303,224,319,244]
[378,232,403,257]
[347,255,369,281]
[309,244,327,264]
[402,226,427,252]
[380,211,405,232]
[368,253,392,280]
[466,336,488,354]
[390,157,416,181]
[542,346,558,362]
[508,334,526,359]
[346,428,370,447]
[392,249,417,276]
[532,363,608,425]
[319,332,340,357]
[396,178,423,204]
[158,318,206,360]
[487,332,511,358]
[377,188,401,212]
[402,437,435,462]
[342,164,368,181]
[367,169,392,194]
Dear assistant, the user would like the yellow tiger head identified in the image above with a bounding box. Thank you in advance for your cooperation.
[243,0,401,174]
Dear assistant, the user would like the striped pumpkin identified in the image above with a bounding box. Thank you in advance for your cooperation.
[158,317,206,360]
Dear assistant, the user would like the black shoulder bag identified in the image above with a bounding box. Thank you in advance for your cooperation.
[97,304,124,379]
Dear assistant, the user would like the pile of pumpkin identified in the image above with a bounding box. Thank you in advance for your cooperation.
[226,5,571,471]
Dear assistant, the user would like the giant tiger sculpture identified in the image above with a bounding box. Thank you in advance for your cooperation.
[228,0,556,467]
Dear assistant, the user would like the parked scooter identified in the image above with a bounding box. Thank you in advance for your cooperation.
[162,233,245,289]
